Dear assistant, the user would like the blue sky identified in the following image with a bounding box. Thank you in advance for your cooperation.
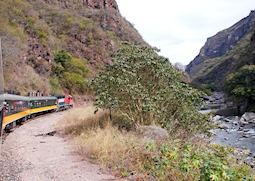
[116,0,255,65]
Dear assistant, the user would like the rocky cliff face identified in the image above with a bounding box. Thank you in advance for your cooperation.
[0,0,145,94]
[85,0,118,10]
[186,10,255,76]
[42,0,118,10]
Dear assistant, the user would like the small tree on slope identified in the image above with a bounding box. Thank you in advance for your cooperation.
[92,43,208,135]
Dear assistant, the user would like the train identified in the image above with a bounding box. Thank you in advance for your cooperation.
[0,94,73,133]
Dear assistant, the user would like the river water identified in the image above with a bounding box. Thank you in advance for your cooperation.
[201,92,255,154]
[211,119,255,153]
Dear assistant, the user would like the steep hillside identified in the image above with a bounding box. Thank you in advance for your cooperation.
[186,10,255,87]
[0,0,144,95]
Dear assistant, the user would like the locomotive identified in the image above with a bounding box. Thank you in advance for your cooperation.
[0,94,73,133]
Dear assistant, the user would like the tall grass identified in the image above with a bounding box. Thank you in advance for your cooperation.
[60,106,255,180]
[59,105,109,135]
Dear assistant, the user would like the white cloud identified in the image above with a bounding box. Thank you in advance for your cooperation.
[116,0,255,65]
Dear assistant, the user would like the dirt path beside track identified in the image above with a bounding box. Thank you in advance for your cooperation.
[0,112,117,181]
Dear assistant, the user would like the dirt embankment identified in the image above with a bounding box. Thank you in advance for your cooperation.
[0,112,117,181]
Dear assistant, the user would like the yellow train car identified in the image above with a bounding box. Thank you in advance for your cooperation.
[0,94,57,132]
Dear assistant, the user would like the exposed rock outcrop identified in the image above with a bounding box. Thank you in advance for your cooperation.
[41,0,118,10]
[85,0,118,10]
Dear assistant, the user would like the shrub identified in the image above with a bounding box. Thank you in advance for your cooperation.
[60,72,86,93]
[49,77,62,95]
[64,57,89,77]
[225,65,255,112]
[52,50,89,94]
[54,50,72,64]
[92,43,208,134]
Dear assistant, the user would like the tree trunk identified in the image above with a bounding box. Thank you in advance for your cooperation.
[109,108,112,121]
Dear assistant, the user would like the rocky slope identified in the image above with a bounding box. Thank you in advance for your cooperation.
[0,0,144,94]
[186,10,255,87]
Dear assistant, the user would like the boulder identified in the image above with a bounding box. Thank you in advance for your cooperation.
[218,123,231,130]
[211,115,222,122]
[239,119,249,126]
[242,134,251,138]
[223,118,232,123]
[240,112,255,123]
[245,157,255,168]
[137,125,169,140]
[246,129,255,135]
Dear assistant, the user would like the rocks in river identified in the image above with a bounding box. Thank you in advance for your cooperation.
[224,137,229,140]
[223,116,239,123]
[246,129,255,135]
[242,129,255,138]
[218,123,231,129]
[249,152,255,158]
[211,115,222,122]
[239,119,249,126]
[208,129,217,135]
[201,92,226,111]
[240,112,255,123]
[232,148,253,167]
[245,157,255,168]
[242,134,251,138]
[233,121,239,125]
[243,129,251,132]
[238,137,245,141]
[223,118,232,122]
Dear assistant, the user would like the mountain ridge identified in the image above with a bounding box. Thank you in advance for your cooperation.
[186,10,255,88]
[186,10,255,76]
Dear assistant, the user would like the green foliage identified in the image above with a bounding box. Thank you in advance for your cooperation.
[92,43,208,134]
[64,58,89,77]
[226,65,255,99]
[54,50,72,64]
[61,72,87,93]
[52,50,89,93]
[142,142,253,181]
[49,76,62,94]
[225,65,255,111]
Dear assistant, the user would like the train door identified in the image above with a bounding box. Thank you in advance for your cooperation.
[0,104,4,135]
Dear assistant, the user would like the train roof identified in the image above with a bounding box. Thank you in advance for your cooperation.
[0,94,57,101]
[29,96,57,101]
[0,94,29,101]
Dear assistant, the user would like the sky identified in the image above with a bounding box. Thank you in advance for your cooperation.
[116,0,255,65]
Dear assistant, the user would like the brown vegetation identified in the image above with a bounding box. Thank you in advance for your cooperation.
[0,0,144,95]
[60,106,254,180]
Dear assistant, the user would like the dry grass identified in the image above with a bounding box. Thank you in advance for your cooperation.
[60,105,148,178]
[76,125,144,170]
[60,106,255,180]
[59,105,108,135]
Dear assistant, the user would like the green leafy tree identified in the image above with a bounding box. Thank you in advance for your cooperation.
[52,50,89,94]
[225,65,255,112]
[61,72,86,93]
[64,58,89,77]
[92,43,208,134]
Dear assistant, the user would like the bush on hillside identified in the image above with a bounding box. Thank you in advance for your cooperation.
[92,43,209,134]
[52,50,89,94]
[225,65,255,111]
